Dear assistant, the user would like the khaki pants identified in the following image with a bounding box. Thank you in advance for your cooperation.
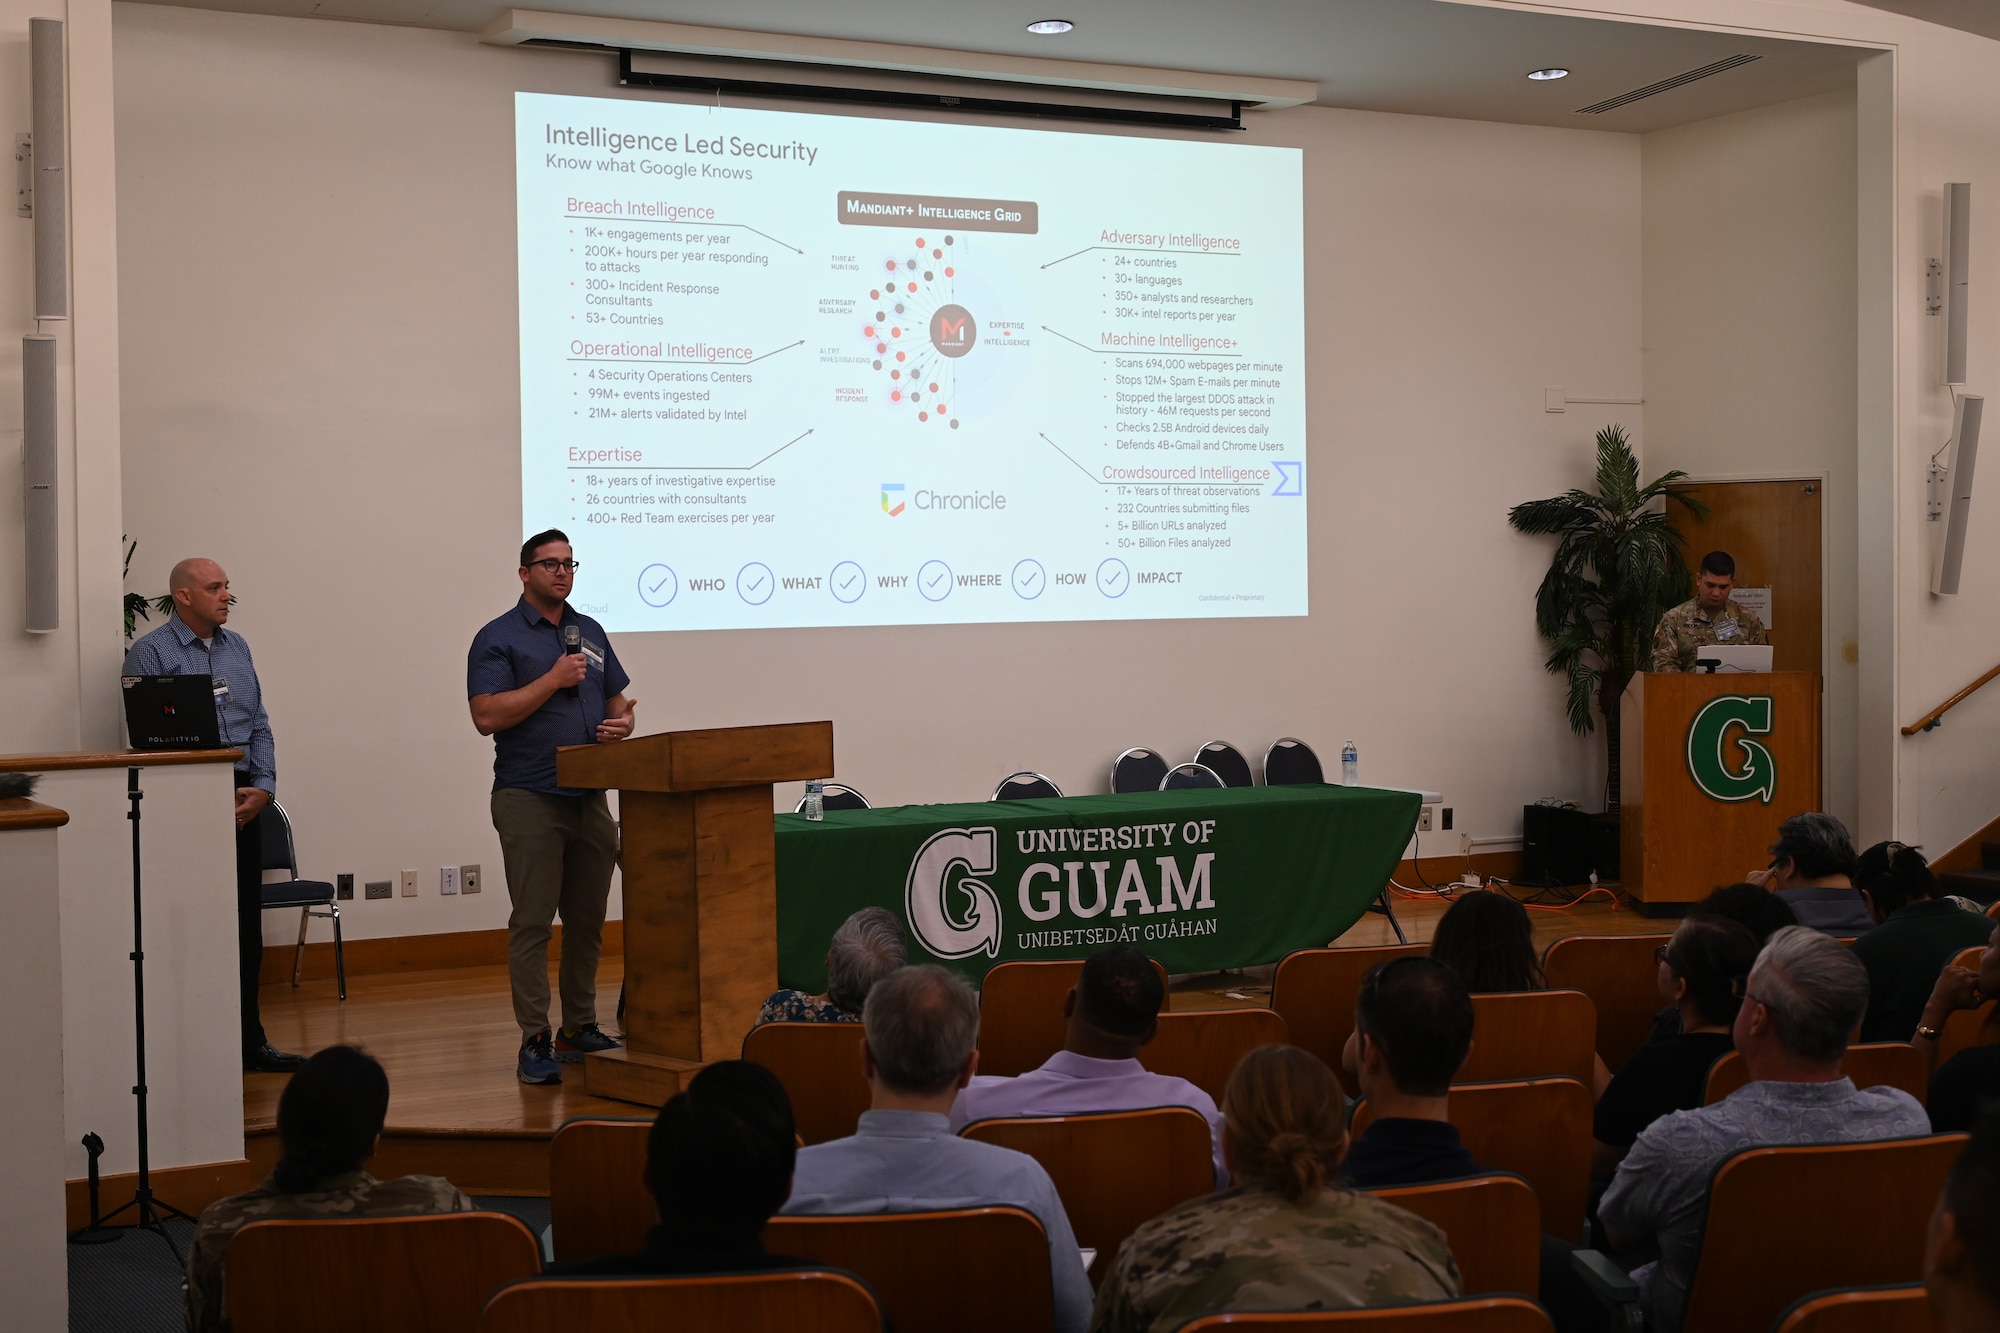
[490,787,618,1039]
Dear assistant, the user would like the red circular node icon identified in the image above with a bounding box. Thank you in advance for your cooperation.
[891,369,900,379]
[884,260,897,272]
[891,327,901,338]
[919,412,929,422]
[944,267,955,277]
[907,282,917,293]
[891,389,902,401]
[933,248,942,258]
[928,382,938,392]
[896,351,907,362]
[937,403,947,415]
[875,343,887,354]
[915,237,925,247]
[863,325,875,337]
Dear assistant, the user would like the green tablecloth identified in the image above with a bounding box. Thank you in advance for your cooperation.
[774,785,1421,990]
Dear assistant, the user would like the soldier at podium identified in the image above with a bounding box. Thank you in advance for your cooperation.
[1650,550,1768,673]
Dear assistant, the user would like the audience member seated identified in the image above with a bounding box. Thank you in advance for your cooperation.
[1925,1110,2000,1333]
[1747,812,1871,934]
[1852,843,1995,1043]
[186,1046,472,1333]
[783,964,1094,1333]
[1591,915,1758,1183]
[1911,922,2000,1133]
[546,1060,807,1276]
[949,944,1227,1185]
[1339,957,1479,1187]
[756,906,905,1026]
[1598,927,1931,1333]
[1640,884,1797,1046]
[1088,1045,1459,1333]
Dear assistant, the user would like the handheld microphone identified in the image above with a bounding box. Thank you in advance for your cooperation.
[563,624,581,700]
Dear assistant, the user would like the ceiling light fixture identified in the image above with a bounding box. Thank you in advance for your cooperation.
[1026,19,1075,35]
[1527,68,1570,81]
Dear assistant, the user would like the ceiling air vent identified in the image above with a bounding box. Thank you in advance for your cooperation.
[1574,54,1761,115]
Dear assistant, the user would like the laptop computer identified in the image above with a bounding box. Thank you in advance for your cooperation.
[121,675,224,750]
[1693,645,1775,674]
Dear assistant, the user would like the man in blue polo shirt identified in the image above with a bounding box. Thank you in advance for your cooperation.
[468,530,637,1084]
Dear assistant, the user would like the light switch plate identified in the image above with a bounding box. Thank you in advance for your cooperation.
[440,866,459,895]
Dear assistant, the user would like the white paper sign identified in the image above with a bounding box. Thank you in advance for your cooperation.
[1731,586,1772,632]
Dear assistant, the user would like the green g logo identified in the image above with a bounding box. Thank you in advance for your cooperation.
[1686,695,1777,804]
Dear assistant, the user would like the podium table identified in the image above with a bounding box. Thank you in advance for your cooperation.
[556,721,832,1106]
[1620,672,1819,906]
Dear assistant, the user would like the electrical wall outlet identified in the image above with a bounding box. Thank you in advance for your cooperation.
[460,864,481,894]
[1417,807,1433,832]
[399,869,418,897]
[440,866,459,895]
[336,873,354,901]
[1459,833,1473,856]
[364,880,392,901]
[1441,807,1454,831]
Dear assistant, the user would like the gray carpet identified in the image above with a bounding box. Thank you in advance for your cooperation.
[66,1196,551,1332]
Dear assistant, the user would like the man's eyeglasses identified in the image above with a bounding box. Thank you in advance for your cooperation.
[529,559,580,573]
[1728,974,1762,1004]
[1654,944,1673,966]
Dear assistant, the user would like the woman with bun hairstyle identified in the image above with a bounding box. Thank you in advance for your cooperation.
[1088,1045,1459,1333]
[186,1047,473,1332]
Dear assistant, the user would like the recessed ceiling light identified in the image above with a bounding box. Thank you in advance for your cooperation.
[1026,19,1075,35]
[1527,68,1570,81]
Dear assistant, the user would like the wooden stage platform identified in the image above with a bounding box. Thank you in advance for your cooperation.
[235,886,1660,1198]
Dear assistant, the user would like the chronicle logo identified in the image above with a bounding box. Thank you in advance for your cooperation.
[905,827,1003,959]
[1686,694,1777,804]
[880,482,906,517]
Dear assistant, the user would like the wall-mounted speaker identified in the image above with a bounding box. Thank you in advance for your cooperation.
[30,18,65,321]
[1944,181,1970,386]
[1933,392,1983,596]
[23,335,57,632]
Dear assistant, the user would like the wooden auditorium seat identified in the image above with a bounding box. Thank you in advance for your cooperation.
[1168,1295,1554,1331]
[961,1106,1215,1282]
[226,1211,542,1333]
[1540,933,1674,1073]
[742,1020,869,1145]
[763,1206,1054,1333]
[478,1270,884,1333]
[1770,1284,1934,1333]
[1270,943,1426,1097]
[1145,1007,1291,1102]
[1456,991,1597,1086]
[548,1117,653,1263]
[1368,1174,1541,1297]
[1937,944,1998,1067]
[1350,1078,1592,1242]
[1703,1042,1931,1106]
[1672,1136,1967,1333]
[978,956,1172,1078]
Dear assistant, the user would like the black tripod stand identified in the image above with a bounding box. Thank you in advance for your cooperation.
[67,767,198,1261]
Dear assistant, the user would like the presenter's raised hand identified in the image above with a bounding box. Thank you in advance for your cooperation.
[234,786,270,830]
[597,697,636,743]
[546,652,588,690]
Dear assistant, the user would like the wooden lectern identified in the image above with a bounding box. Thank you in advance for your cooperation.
[1620,672,1819,907]
[556,721,833,1106]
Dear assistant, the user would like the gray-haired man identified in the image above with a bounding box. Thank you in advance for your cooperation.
[1747,812,1872,934]
[782,965,1094,1333]
[1598,926,1930,1333]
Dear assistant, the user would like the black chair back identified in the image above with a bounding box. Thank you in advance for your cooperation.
[1193,741,1255,789]
[795,783,871,813]
[1263,737,1325,785]
[1110,748,1169,795]
[1160,762,1224,791]
[993,772,1063,801]
[256,799,301,876]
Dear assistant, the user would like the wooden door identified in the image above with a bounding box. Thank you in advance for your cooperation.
[1666,480,1823,675]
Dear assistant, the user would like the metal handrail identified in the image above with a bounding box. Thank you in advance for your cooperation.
[1903,661,2000,735]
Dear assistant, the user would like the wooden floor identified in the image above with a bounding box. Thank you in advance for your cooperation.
[251,884,1662,1150]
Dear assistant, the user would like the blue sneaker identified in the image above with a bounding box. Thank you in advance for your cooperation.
[553,1022,622,1062]
[517,1030,562,1085]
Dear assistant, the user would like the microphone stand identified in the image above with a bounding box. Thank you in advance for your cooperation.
[67,766,198,1260]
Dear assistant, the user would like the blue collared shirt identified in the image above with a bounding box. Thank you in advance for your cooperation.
[784,1109,1094,1333]
[122,614,277,792]
[466,597,630,796]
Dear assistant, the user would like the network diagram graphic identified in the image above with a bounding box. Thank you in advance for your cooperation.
[859,233,982,429]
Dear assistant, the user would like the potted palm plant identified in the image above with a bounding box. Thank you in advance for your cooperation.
[1507,426,1704,864]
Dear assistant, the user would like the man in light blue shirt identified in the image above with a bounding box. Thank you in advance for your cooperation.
[123,557,302,1072]
[1598,926,1931,1333]
[784,965,1094,1333]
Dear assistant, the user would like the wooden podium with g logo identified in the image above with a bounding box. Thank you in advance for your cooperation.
[1620,671,1820,906]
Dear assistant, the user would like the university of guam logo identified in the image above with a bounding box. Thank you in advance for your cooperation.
[1686,695,1778,804]
[905,827,1003,959]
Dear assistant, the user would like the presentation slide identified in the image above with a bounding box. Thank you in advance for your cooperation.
[517,92,1307,632]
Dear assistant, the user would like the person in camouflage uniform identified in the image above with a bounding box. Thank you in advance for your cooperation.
[1089,1046,1460,1333]
[185,1047,473,1333]
[1651,550,1767,673]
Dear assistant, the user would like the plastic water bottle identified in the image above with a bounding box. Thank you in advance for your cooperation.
[803,779,825,822]
[1340,740,1359,787]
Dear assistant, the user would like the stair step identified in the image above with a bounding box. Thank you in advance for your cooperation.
[1936,867,2000,907]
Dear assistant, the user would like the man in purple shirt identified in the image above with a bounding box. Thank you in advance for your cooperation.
[949,945,1226,1186]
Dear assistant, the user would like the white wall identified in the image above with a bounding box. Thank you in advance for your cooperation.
[112,3,1635,942]
[1640,88,1861,827]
